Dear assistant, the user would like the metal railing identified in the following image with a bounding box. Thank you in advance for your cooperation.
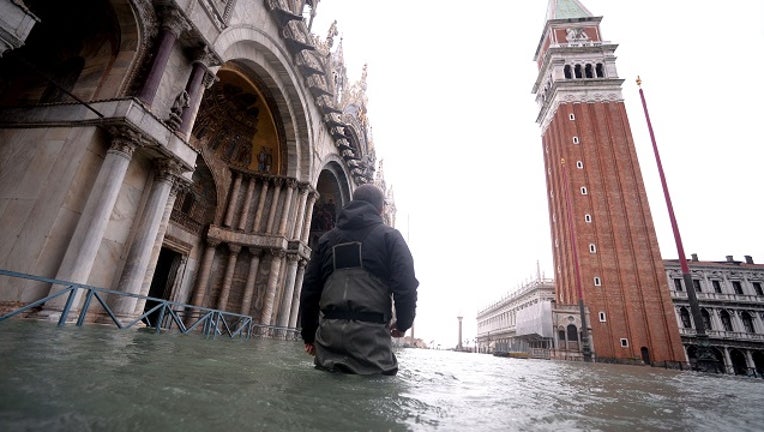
[0,268,299,340]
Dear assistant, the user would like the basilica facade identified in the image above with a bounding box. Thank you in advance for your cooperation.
[0,0,392,329]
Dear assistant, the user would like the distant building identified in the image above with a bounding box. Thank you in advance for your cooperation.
[666,254,764,376]
[476,276,556,358]
[478,254,764,376]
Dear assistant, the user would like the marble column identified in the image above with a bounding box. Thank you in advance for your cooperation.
[290,184,309,239]
[112,159,179,318]
[722,347,733,374]
[276,254,299,329]
[191,238,221,307]
[216,244,241,311]
[288,259,308,329]
[134,180,186,315]
[300,191,319,243]
[251,177,270,233]
[46,131,141,315]
[223,171,242,227]
[277,179,296,236]
[238,177,256,232]
[138,9,189,106]
[265,178,284,234]
[259,249,285,325]
[179,54,217,138]
[240,247,262,315]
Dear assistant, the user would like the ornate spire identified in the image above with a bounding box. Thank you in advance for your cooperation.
[545,0,593,21]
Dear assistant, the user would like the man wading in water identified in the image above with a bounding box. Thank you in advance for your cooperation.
[300,184,419,375]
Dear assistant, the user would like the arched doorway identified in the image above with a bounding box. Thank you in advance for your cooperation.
[729,349,749,376]
[309,162,351,248]
[752,351,764,378]
[641,346,651,365]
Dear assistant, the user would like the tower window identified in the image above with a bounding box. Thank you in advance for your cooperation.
[572,136,580,144]
[569,113,575,120]
[620,338,629,347]
[564,65,573,79]
[596,63,605,78]
[593,276,601,286]
[580,186,588,195]
[599,312,606,322]
[584,214,592,223]
[584,63,594,78]
[576,161,583,169]
[574,64,583,78]
[589,243,596,253]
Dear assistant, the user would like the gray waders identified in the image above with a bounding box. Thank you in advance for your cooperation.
[314,240,396,375]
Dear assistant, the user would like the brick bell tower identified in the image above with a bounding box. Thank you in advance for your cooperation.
[532,0,686,364]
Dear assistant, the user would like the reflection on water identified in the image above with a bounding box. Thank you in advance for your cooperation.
[1,320,763,431]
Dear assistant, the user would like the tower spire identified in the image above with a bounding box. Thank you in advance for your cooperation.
[546,0,594,21]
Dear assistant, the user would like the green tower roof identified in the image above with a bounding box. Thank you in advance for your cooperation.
[546,0,593,21]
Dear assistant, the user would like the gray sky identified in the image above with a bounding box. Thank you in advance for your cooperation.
[311,1,764,348]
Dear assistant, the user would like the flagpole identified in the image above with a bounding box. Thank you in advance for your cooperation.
[636,76,719,372]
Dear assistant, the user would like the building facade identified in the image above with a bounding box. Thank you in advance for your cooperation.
[666,254,764,375]
[531,0,685,364]
[476,276,556,357]
[0,0,394,329]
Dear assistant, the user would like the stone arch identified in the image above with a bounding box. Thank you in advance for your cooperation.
[213,26,313,182]
[729,349,749,375]
[0,0,143,105]
[308,160,352,248]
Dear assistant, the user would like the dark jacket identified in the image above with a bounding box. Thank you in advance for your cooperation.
[300,200,418,344]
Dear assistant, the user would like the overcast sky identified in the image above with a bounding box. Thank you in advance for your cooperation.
[310,1,764,348]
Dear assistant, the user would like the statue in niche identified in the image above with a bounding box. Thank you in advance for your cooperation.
[168,89,190,130]
[257,146,273,173]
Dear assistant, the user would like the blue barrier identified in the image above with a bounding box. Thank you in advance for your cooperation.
[0,268,298,339]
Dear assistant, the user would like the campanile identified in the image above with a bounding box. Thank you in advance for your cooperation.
[532,0,685,364]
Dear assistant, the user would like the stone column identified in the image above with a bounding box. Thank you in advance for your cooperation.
[722,346,733,374]
[238,176,256,232]
[134,180,186,315]
[191,238,221,307]
[276,254,300,329]
[265,178,284,234]
[138,8,189,106]
[46,130,141,315]
[223,171,242,227]
[112,159,179,318]
[251,177,270,233]
[290,184,309,239]
[179,53,217,138]
[240,247,262,315]
[259,249,285,324]
[216,244,241,311]
[277,179,296,235]
[300,191,319,243]
[288,259,308,329]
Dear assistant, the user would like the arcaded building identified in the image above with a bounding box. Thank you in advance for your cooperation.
[666,254,764,376]
[0,0,392,330]
[532,0,685,364]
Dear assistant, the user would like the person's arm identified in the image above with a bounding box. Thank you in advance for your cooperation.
[300,244,324,344]
[387,230,419,333]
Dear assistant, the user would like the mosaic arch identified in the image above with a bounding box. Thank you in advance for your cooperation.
[310,161,352,248]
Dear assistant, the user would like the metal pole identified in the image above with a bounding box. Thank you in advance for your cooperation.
[560,159,592,362]
[636,77,720,373]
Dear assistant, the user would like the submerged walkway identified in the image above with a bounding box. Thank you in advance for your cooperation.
[0,268,297,340]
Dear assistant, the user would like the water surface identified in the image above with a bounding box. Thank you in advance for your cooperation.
[1,320,762,431]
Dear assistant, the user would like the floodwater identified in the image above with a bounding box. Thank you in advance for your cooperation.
[1,321,763,432]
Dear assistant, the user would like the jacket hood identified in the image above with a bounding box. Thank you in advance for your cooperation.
[335,200,383,231]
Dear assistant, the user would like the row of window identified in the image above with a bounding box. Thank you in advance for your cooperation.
[564,63,606,80]
[678,307,760,333]
[673,278,764,296]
